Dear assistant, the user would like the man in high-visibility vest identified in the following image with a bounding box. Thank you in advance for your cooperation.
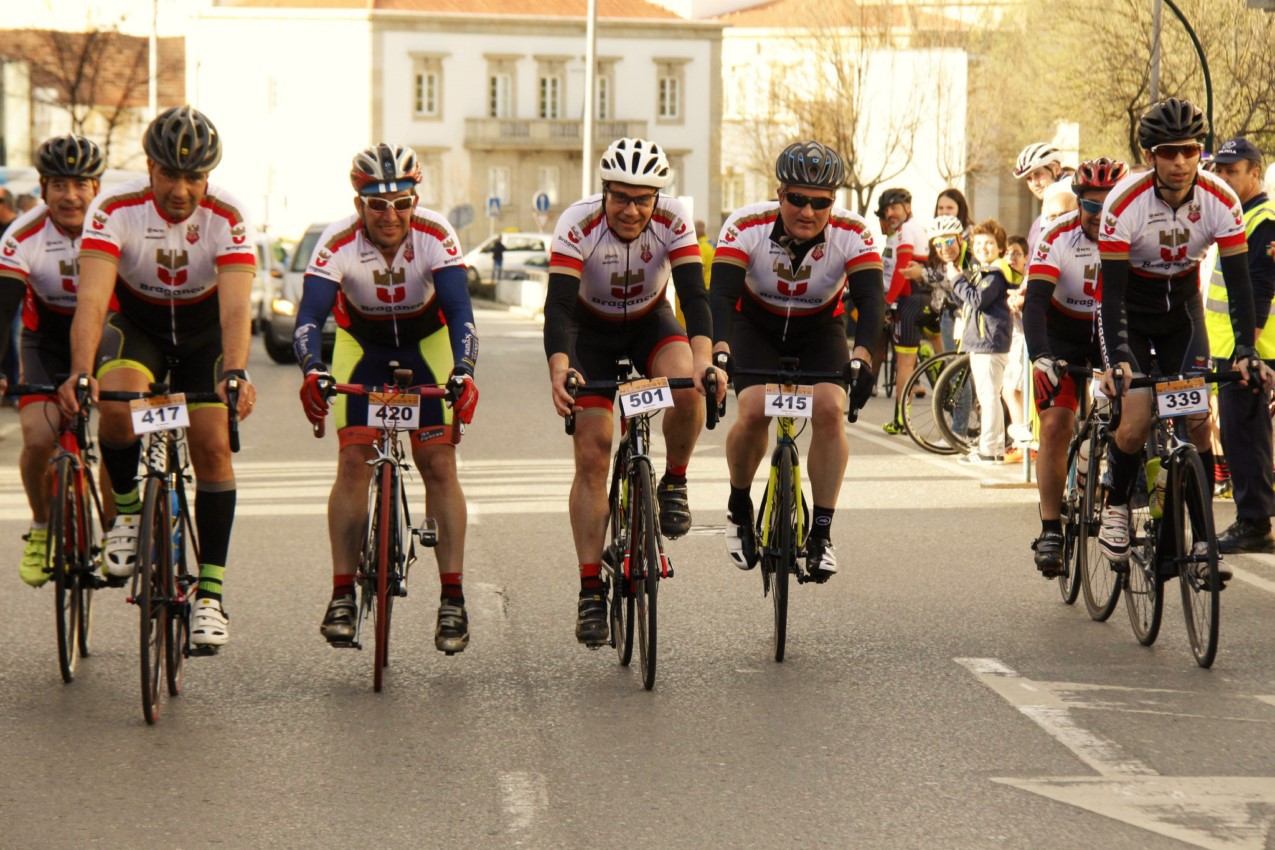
[1206,137,1275,553]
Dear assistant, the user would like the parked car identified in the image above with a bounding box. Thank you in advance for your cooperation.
[251,235,289,334]
[462,232,552,298]
[263,222,335,364]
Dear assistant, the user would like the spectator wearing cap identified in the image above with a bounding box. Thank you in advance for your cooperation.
[1204,137,1275,553]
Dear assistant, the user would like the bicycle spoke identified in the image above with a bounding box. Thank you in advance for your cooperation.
[1080,430,1122,620]
[1176,451,1220,667]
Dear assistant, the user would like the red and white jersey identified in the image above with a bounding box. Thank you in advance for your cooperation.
[304,212,465,346]
[882,218,927,300]
[714,201,882,316]
[1099,169,1246,276]
[548,194,700,322]
[80,177,256,341]
[1029,211,1101,318]
[0,205,84,335]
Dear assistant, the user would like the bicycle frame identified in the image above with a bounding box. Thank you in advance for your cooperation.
[758,417,806,560]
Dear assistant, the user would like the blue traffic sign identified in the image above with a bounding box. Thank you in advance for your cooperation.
[533,192,551,213]
[486,196,501,219]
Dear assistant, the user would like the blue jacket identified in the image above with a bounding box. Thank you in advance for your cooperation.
[953,260,1012,354]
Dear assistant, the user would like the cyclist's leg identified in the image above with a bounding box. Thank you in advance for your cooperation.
[644,309,702,537]
[803,321,851,578]
[16,337,64,585]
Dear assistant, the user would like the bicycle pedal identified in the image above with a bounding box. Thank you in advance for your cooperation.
[584,641,605,651]
[187,644,220,657]
[103,574,129,589]
[414,517,439,547]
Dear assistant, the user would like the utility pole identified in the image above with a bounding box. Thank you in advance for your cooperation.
[581,0,597,197]
[148,0,158,119]
[1150,0,1162,101]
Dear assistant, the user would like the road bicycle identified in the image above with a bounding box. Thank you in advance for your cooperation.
[10,381,112,683]
[317,367,459,692]
[1110,368,1242,668]
[899,348,963,454]
[732,358,864,662]
[564,362,718,690]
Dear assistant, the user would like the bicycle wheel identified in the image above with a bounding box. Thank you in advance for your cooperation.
[136,477,168,724]
[901,351,962,455]
[372,463,395,693]
[932,354,978,453]
[166,502,190,697]
[630,458,659,690]
[50,456,82,683]
[1080,429,1122,621]
[606,452,634,666]
[1056,435,1083,606]
[78,468,104,660]
[882,338,896,398]
[1122,451,1162,645]
[770,446,796,662]
[1175,450,1220,667]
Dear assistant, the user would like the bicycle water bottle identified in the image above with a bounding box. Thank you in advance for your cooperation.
[169,488,182,555]
[1076,438,1090,487]
[1146,458,1167,520]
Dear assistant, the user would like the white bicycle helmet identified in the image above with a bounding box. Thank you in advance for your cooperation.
[926,215,964,241]
[598,138,671,189]
[1013,142,1062,178]
[350,143,422,195]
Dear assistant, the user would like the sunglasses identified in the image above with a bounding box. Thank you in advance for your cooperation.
[363,195,415,212]
[607,190,658,209]
[1078,198,1104,215]
[1151,143,1204,161]
[933,236,958,248]
[783,192,834,211]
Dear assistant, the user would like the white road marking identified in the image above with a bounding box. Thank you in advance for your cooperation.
[499,771,548,833]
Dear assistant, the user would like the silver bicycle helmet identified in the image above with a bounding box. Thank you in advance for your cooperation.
[1013,143,1062,178]
[349,143,423,195]
[774,141,845,189]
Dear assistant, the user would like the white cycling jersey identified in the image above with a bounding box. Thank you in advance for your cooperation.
[80,176,256,341]
[882,218,927,295]
[548,194,700,322]
[1029,211,1101,318]
[714,201,882,316]
[304,212,464,346]
[0,205,84,335]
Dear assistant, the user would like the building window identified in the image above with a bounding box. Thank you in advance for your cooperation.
[658,77,680,120]
[489,166,511,204]
[489,73,512,118]
[411,53,446,120]
[538,75,561,119]
[415,72,438,116]
[723,172,745,214]
[538,166,560,206]
[654,58,688,124]
[596,76,610,120]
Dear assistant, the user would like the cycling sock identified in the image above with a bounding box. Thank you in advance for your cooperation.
[664,463,687,480]
[440,572,464,605]
[30,521,48,532]
[333,574,355,599]
[195,483,236,569]
[1042,518,1063,535]
[579,562,603,593]
[1214,457,1229,482]
[1105,443,1142,507]
[197,564,224,602]
[810,506,835,541]
[728,485,752,519]
[101,439,142,513]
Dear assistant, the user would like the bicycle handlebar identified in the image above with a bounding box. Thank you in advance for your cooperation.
[1107,367,1243,431]
[562,367,719,435]
[731,361,862,424]
[318,375,461,445]
[97,383,241,453]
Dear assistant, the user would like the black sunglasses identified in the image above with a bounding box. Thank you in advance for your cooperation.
[783,192,834,211]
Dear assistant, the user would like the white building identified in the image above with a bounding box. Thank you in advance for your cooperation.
[191,0,724,244]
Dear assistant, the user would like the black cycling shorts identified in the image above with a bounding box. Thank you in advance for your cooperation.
[1124,291,1211,377]
[96,311,226,405]
[731,312,849,393]
[17,331,69,410]
[893,291,936,350]
[569,301,689,408]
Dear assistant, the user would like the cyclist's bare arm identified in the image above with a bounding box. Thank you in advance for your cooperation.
[58,254,118,415]
[548,352,580,417]
[214,266,257,418]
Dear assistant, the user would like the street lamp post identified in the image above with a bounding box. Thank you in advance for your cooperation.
[1150,0,1215,151]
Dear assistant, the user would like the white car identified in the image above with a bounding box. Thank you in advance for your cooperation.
[462,232,552,297]
[263,222,335,364]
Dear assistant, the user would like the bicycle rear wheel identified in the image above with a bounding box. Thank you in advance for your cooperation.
[882,337,896,398]
[630,458,659,690]
[901,351,962,454]
[1080,430,1121,620]
[372,463,395,693]
[1057,435,1083,606]
[50,456,83,683]
[932,354,978,453]
[1123,494,1163,647]
[770,446,796,662]
[137,477,169,724]
[1175,450,1220,667]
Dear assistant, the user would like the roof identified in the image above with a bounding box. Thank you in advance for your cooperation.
[216,0,682,19]
[0,29,184,110]
[716,0,949,30]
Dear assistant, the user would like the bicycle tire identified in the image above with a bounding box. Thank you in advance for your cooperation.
[901,351,962,455]
[606,450,634,666]
[166,496,189,697]
[1123,461,1162,646]
[630,458,659,690]
[78,467,103,660]
[883,337,896,399]
[50,455,82,683]
[772,446,795,662]
[932,354,979,453]
[1080,428,1121,620]
[137,477,168,724]
[1057,433,1083,606]
[1175,450,1220,667]
[373,462,394,693]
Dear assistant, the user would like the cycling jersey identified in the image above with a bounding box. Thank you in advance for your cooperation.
[1026,211,1101,348]
[80,177,256,343]
[0,205,88,338]
[882,218,927,303]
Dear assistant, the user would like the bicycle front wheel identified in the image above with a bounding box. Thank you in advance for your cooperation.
[932,354,978,453]
[136,478,169,724]
[372,463,396,693]
[1123,490,1163,647]
[901,351,962,455]
[1176,450,1220,667]
[606,450,634,666]
[50,456,83,683]
[630,459,659,690]
[1057,434,1083,606]
[770,446,796,662]
[1080,430,1121,621]
[166,499,190,697]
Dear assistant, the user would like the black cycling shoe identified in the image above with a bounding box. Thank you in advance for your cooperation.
[575,591,609,647]
[320,594,358,647]
[657,476,692,539]
[1032,531,1065,578]
[435,600,470,655]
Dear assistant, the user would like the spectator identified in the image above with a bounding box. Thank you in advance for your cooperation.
[491,234,505,282]
[952,218,1013,463]
[0,187,20,396]
[934,188,973,239]
[1006,235,1029,277]
[15,193,37,214]
[1014,142,1066,251]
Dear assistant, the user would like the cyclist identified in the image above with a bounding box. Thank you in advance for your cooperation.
[295,143,479,655]
[1025,157,1128,575]
[711,140,881,580]
[57,106,256,651]
[1096,98,1272,571]
[0,134,106,586]
[544,137,723,646]
[877,187,931,434]
[1015,142,1066,250]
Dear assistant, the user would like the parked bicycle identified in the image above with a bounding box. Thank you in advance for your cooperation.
[564,362,718,690]
[899,348,964,454]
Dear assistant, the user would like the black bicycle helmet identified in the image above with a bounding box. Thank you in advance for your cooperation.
[35,134,106,179]
[879,187,912,208]
[143,105,222,173]
[1137,97,1207,150]
[775,141,845,190]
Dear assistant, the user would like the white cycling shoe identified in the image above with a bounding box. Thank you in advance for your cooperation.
[103,514,141,578]
[191,598,230,649]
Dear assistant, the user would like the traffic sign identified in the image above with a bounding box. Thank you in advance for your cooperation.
[486,196,501,219]
[447,204,474,230]
[533,192,551,213]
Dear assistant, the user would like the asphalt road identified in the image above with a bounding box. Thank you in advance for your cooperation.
[1,304,1274,850]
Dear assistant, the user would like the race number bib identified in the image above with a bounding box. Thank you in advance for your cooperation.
[1155,376,1208,417]
[764,384,814,419]
[618,377,674,419]
[130,394,190,434]
[369,391,421,430]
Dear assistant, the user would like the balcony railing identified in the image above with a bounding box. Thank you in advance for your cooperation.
[465,118,648,150]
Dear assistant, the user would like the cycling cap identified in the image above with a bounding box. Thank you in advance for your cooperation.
[1071,158,1129,194]
[879,187,912,208]
[1138,97,1207,150]
[598,138,671,189]
[927,215,964,241]
[36,134,106,179]
[775,141,845,190]
[143,106,222,173]
[1013,143,1062,178]
[350,143,423,195]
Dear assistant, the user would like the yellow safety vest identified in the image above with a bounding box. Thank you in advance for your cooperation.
[1203,198,1275,359]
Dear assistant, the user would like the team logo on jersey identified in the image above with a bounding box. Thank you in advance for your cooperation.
[405,244,416,262]
[92,212,107,231]
[567,227,582,245]
[442,237,458,257]
[1232,206,1244,226]
[772,261,811,297]
[315,249,331,268]
[59,260,77,293]
[372,267,407,303]
[811,246,825,261]
[1103,215,1117,237]
[673,219,687,236]
[231,225,247,245]
[1082,263,1100,299]
[610,268,645,300]
[641,247,653,263]
[1,239,14,257]
[185,224,200,245]
[724,228,738,243]
[156,249,190,287]
[1035,246,1049,262]
[1158,228,1189,263]
[1187,201,1201,224]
